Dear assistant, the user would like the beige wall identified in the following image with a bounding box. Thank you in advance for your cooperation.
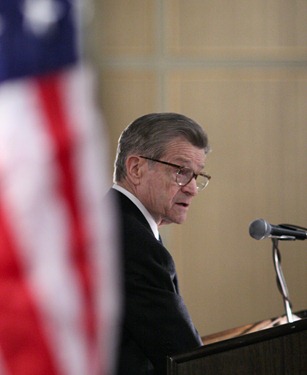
[91,0,307,336]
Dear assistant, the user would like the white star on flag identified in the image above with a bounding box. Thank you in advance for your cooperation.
[23,0,64,36]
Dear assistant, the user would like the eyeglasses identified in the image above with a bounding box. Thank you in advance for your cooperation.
[140,156,211,191]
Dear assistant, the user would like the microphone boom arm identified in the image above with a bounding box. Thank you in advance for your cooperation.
[271,238,293,323]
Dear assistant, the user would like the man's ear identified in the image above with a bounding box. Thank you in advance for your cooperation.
[125,156,145,184]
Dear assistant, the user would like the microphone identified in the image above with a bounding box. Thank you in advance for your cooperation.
[249,219,307,240]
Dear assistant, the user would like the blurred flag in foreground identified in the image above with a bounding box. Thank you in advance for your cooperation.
[0,1,120,375]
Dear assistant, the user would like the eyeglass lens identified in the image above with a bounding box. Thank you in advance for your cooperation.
[176,168,209,191]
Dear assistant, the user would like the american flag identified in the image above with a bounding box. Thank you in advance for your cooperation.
[0,1,120,375]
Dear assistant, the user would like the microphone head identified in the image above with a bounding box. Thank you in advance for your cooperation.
[249,219,271,240]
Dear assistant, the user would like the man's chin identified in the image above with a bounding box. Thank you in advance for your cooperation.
[175,209,189,224]
[176,217,188,224]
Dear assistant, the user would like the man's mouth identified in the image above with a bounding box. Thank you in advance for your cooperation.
[176,202,189,208]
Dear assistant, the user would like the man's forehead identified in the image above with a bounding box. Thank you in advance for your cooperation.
[163,141,206,168]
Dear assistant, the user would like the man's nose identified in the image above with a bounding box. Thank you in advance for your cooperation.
[181,177,198,196]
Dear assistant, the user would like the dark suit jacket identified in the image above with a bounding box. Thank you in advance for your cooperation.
[109,189,202,375]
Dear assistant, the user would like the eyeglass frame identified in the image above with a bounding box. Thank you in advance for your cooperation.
[139,156,211,191]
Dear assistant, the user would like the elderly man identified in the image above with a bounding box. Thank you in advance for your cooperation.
[110,113,211,375]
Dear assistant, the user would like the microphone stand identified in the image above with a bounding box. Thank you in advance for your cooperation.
[271,238,293,323]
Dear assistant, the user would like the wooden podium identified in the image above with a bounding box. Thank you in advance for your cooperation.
[167,315,307,375]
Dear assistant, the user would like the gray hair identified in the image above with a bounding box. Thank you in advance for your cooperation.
[114,112,210,182]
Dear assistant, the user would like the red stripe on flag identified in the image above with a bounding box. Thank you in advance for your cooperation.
[35,73,97,352]
[0,202,61,375]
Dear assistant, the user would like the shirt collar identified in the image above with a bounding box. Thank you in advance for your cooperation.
[112,184,160,240]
